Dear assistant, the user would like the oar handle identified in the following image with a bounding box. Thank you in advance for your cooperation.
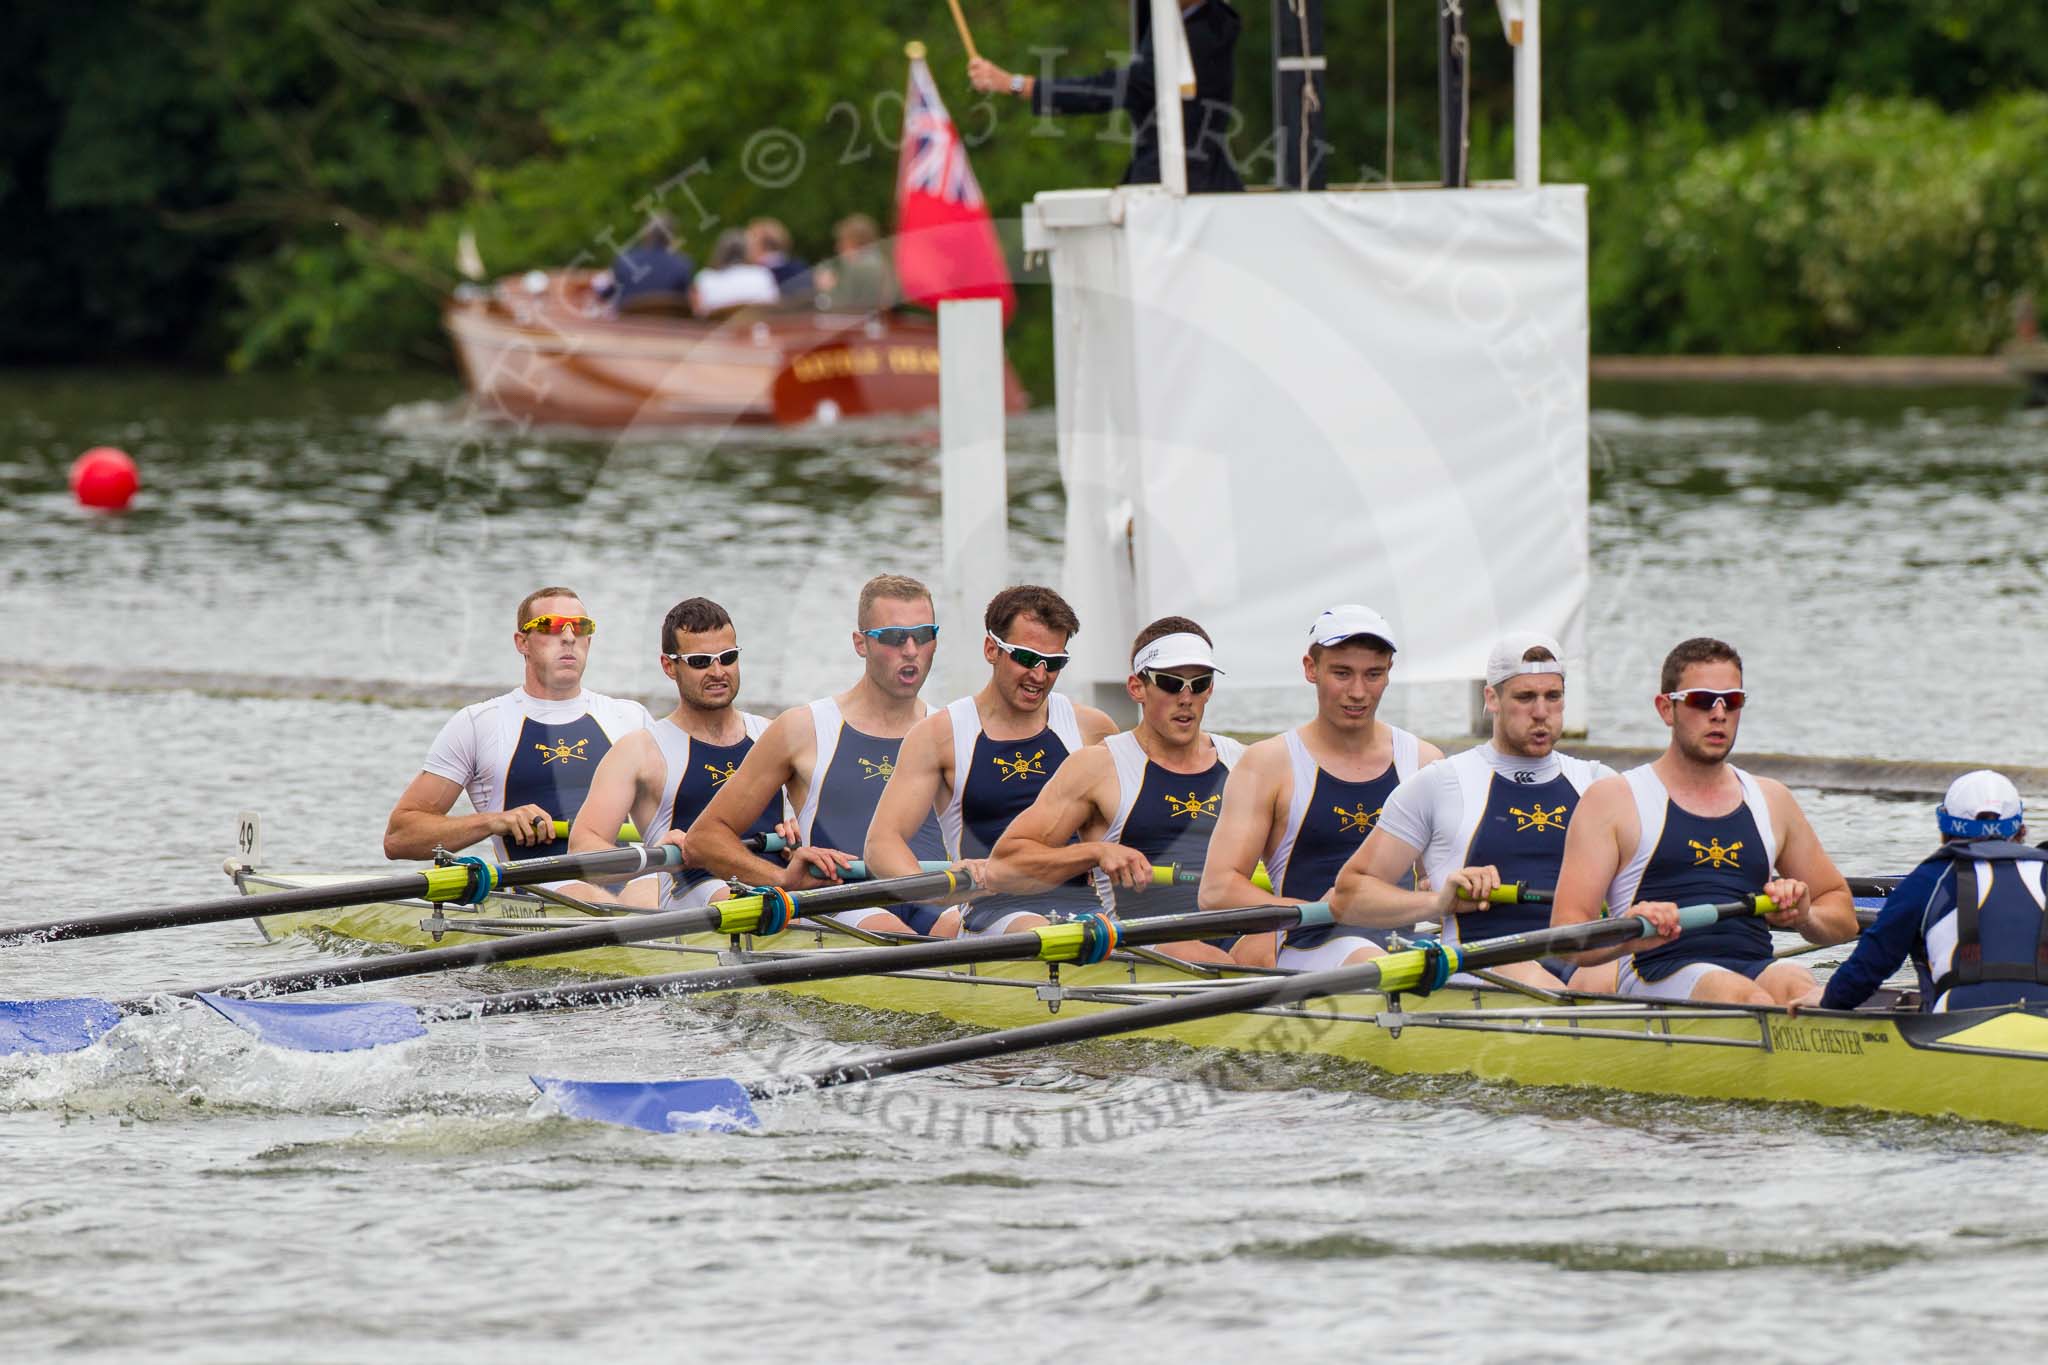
[826,860,953,883]
[1680,894,1776,927]
[546,823,784,853]
[1146,867,1552,906]
[1153,863,1274,892]
[550,820,644,843]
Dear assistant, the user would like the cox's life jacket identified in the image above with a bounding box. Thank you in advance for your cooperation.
[1924,840,2048,1011]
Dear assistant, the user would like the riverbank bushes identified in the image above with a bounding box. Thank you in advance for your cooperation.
[9,2,2048,375]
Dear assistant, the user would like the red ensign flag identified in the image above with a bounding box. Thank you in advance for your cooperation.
[894,53,1016,323]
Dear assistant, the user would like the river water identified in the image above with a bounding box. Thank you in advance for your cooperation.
[3,371,2047,1360]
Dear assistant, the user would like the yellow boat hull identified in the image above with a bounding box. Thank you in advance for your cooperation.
[241,872,2048,1129]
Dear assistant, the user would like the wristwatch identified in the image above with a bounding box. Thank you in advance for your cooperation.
[1009,73,1026,95]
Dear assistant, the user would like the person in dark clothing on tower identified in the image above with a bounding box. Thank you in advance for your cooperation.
[967,1,1244,194]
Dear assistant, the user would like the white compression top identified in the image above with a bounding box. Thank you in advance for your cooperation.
[1373,742,1616,889]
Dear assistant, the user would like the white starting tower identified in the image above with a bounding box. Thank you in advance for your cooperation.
[946,0,1587,734]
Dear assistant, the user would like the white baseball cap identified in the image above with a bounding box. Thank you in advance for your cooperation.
[1132,632,1224,674]
[1937,770,2024,840]
[1308,604,1397,652]
[1486,631,1566,686]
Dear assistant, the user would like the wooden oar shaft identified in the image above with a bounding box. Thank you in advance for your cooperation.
[0,845,682,947]
[457,902,1312,1021]
[774,899,1766,1097]
[180,869,973,1004]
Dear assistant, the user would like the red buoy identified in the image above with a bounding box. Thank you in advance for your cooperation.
[70,447,139,512]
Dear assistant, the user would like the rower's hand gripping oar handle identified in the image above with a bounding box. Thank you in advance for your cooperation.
[1153,863,1275,892]
[1147,866,1555,907]
[548,822,783,853]
[550,820,644,844]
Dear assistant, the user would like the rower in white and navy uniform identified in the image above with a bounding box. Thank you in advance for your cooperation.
[1201,604,1445,970]
[689,574,950,934]
[1550,636,1857,1005]
[991,618,1244,963]
[1816,771,2048,1013]
[1331,633,1615,991]
[867,585,1117,937]
[571,597,788,908]
[384,586,651,876]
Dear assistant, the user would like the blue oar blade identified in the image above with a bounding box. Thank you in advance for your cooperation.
[531,1076,760,1133]
[1854,896,1887,912]
[197,994,427,1052]
[0,998,122,1055]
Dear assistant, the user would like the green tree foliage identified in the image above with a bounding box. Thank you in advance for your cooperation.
[9,0,2048,372]
[1636,95,2048,354]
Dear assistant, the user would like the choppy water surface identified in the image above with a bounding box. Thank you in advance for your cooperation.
[4,372,2048,1360]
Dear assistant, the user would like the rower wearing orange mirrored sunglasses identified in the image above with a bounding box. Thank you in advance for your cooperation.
[382,586,653,887]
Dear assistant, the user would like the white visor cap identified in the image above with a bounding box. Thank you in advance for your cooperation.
[1132,633,1224,674]
[1309,604,1397,652]
[1486,631,1567,686]
[1942,769,2024,823]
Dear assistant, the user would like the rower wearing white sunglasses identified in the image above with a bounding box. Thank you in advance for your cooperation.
[1550,636,1859,1004]
[571,596,784,908]
[988,617,1244,963]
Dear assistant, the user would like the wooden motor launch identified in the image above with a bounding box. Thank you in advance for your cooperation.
[444,271,1027,428]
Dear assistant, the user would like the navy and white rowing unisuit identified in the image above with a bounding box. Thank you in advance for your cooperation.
[1275,725,1423,958]
[1093,730,1246,919]
[796,697,947,933]
[943,694,1092,933]
[1609,764,1775,999]
[795,698,945,861]
[1374,744,1615,944]
[420,688,652,864]
[644,713,776,907]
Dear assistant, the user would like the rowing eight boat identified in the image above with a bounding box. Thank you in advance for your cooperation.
[231,864,2048,1131]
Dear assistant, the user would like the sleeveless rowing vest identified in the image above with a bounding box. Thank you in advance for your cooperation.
[1610,764,1775,978]
[1920,840,2048,1012]
[943,694,1090,930]
[794,698,945,860]
[644,713,774,905]
[1451,769,1585,940]
[1274,725,1422,950]
[1094,731,1247,919]
[500,709,615,861]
